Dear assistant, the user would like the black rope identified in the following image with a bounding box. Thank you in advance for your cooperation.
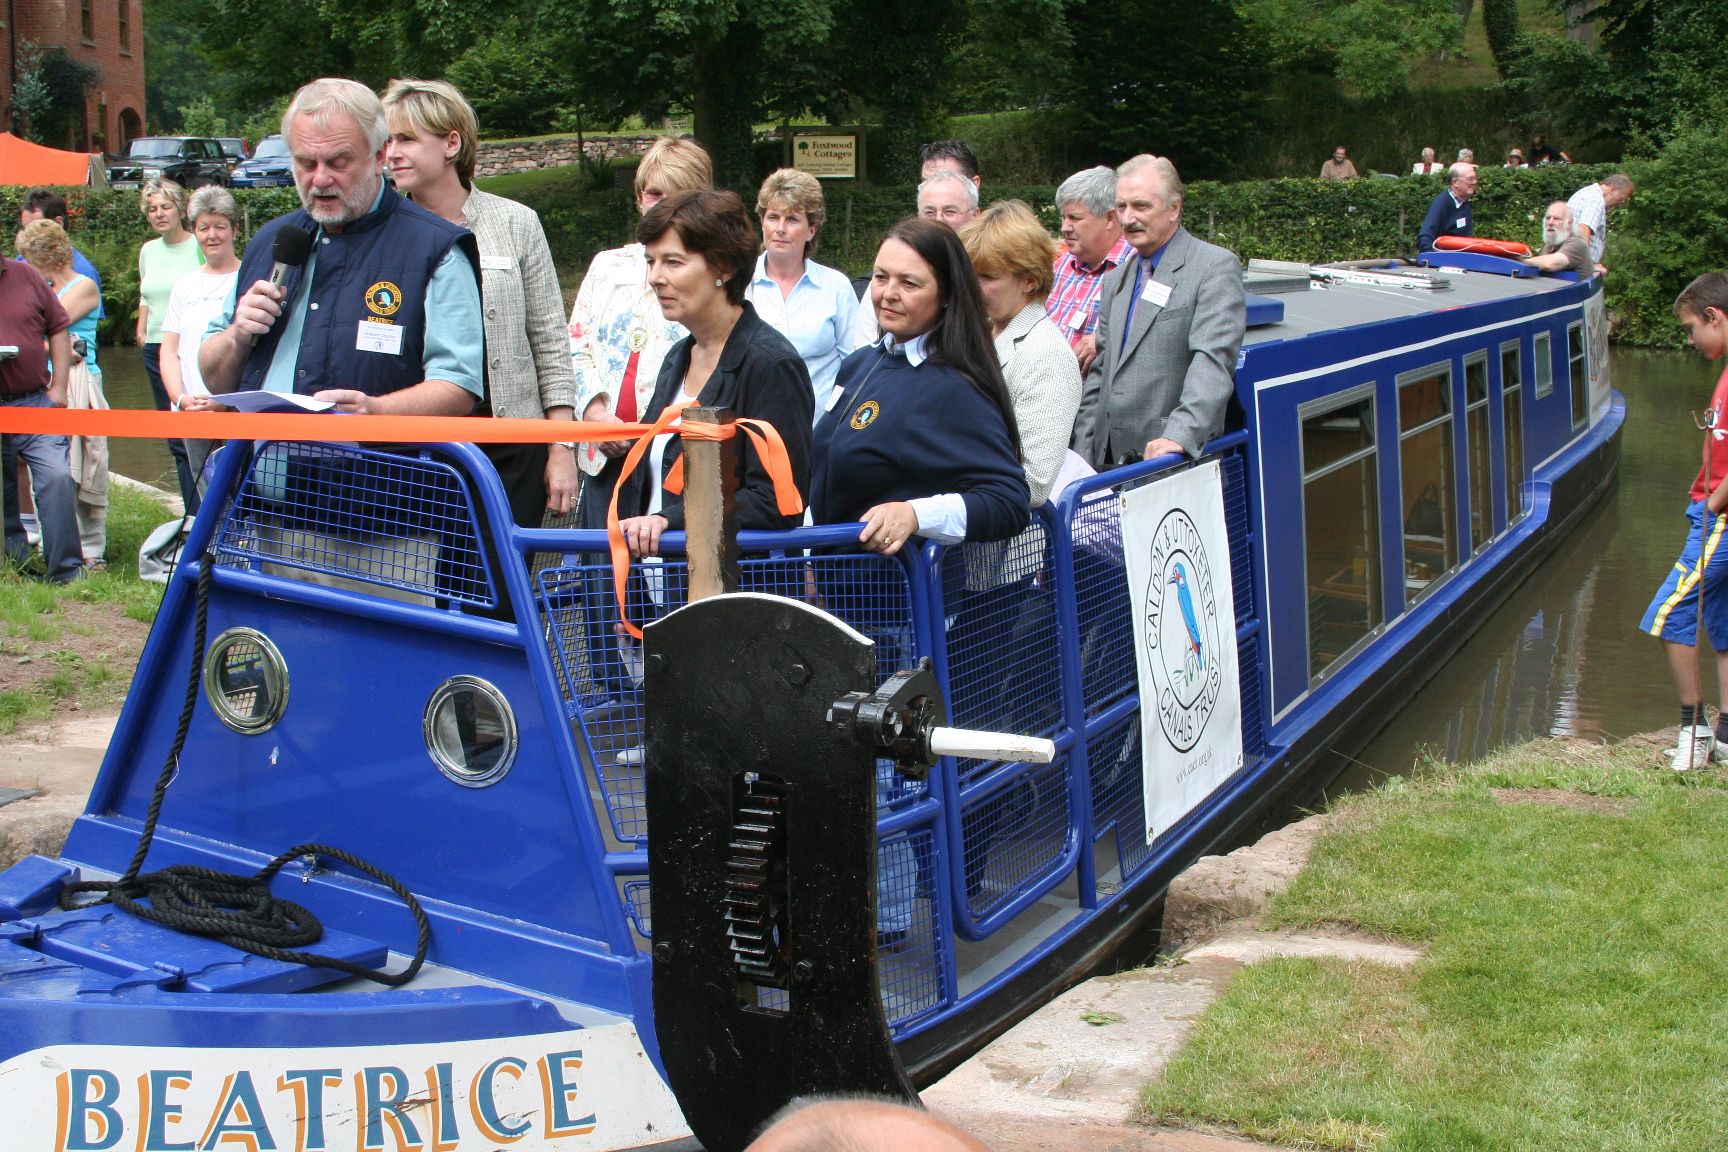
[59,555,430,987]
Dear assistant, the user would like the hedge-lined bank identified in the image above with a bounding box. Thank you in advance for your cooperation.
[17,158,1705,351]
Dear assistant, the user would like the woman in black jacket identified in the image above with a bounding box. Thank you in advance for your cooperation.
[614,189,813,556]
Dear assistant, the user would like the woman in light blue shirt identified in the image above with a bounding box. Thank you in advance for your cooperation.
[746,168,857,422]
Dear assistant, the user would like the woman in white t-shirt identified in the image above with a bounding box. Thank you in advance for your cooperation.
[159,186,241,494]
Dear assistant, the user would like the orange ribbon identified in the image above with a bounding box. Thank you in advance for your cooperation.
[604,402,804,639]
[0,406,807,639]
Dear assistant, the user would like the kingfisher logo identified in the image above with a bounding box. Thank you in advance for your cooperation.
[1142,507,1224,753]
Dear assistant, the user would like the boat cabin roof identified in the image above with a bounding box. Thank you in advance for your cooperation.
[1244,264,1579,347]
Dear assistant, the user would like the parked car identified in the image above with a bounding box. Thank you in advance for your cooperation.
[106,137,230,190]
[229,134,292,189]
[216,137,250,168]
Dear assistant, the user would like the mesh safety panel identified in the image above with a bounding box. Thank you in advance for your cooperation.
[1088,713,1151,880]
[1070,488,1136,712]
[938,528,1064,790]
[214,443,493,606]
[621,879,652,940]
[876,827,947,1027]
[960,756,1073,920]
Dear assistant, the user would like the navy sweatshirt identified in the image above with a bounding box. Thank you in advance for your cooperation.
[812,345,1030,542]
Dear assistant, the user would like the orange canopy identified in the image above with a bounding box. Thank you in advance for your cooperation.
[0,132,105,186]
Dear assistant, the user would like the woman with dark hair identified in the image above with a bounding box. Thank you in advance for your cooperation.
[613,188,814,557]
[812,217,1029,553]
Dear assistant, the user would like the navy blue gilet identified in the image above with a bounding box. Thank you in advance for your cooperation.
[236,190,482,401]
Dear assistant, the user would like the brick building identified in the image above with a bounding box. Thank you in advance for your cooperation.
[0,0,145,152]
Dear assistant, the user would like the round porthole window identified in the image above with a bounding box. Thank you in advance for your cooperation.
[203,628,290,734]
[423,676,517,788]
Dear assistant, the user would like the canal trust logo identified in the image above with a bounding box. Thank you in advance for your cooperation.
[1143,507,1224,753]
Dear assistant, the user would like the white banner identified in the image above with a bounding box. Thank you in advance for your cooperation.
[1120,461,1243,844]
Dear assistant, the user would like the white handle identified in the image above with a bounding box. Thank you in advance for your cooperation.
[927,727,1055,764]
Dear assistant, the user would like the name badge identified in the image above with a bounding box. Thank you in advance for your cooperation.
[1140,279,1172,309]
[1066,309,1085,330]
[480,255,513,272]
[1456,216,1468,229]
[356,320,404,355]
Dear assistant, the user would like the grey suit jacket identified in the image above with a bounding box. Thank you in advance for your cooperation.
[1069,225,1245,468]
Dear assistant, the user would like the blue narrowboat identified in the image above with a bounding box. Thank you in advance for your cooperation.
[0,254,1619,1151]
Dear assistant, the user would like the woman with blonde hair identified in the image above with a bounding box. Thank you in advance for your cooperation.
[957,200,1081,506]
[747,168,856,418]
[381,77,578,528]
[20,219,107,569]
[136,178,203,513]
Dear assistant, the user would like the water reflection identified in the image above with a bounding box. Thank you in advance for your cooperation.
[1346,347,1702,783]
[99,350,178,493]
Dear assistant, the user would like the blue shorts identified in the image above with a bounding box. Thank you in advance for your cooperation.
[1642,501,1728,647]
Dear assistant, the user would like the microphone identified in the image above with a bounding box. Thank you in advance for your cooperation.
[237,227,314,347]
[269,226,313,292]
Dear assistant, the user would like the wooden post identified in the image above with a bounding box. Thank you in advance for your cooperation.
[680,406,740,602]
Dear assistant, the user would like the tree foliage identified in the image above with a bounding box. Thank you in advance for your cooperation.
[1237,0,1461,99]
[12,41,100,147]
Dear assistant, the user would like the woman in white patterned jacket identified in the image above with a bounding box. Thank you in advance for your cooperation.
[381,77,578,529]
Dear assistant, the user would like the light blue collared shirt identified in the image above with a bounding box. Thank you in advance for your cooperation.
[745,254,858,422]
[209,185,484,399]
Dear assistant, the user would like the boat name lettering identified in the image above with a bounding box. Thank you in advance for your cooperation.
[51,1049,598,1151]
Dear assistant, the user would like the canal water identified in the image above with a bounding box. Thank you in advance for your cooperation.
[95,343,1702,775]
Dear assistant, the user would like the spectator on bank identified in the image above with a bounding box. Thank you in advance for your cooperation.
[1567,173,1634,269]
[1457,148,1475,163]
[19,190,102,317]
[1417,163,1478,253]
[959,200,1081,507]
[1504,148,1526,169]
[747,168,856,420]
[159,186,243,495]
[920,139,981,191]
[1320,146,1358,180]
[1412,147,1443,176]
[1048,165,1131,374]
[0,240,77,583]
[19,219,105,570]
[135,179,204,516]
[383,76,578,529]
[1521,201,1593,278]
[1528,133,1566,165]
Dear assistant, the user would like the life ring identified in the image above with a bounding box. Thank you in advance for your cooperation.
[1433,235,1532,258]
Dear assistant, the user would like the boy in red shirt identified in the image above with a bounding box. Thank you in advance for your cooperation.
[1642,272,1728,768]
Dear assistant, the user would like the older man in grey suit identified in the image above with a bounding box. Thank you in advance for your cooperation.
[1070,155,1245,468]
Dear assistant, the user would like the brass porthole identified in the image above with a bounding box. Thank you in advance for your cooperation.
[423,676,518,788]
[203,628,290,734]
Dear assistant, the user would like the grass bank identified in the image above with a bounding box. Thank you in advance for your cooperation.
[0,483,168,733]
[1143,737,1728,1149]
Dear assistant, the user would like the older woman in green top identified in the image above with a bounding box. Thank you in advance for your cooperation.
[135,178,204,513]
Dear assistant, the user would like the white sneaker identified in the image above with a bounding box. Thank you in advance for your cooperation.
[20,512,39,548]
[613,745,646,767]
[1671,725,1716,772]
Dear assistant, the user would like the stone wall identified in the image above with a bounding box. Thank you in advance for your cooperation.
[475,135,660,179]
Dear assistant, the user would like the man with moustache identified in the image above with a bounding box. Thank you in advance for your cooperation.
[1069,154,1245,468]
[1047,165,1132,374]
[1522,201,1593,277]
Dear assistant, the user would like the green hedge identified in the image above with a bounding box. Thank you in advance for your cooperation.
[15,159,1704,352]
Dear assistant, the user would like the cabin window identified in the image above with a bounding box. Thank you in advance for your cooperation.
[1301,388,1380,682]
[1501,340,1525,524]
[1398,364,1456,605]
[1567,321,1588,429]
[1533,332,1553,399]
[1464,353,1492,553]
